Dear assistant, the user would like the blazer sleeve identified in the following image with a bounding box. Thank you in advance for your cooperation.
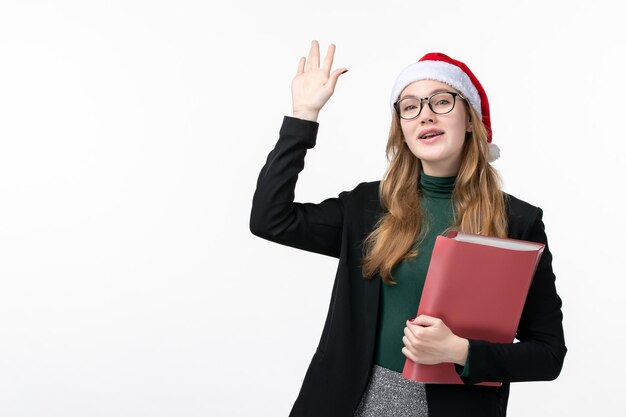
[458,208,567,384]
[249,116,349,258]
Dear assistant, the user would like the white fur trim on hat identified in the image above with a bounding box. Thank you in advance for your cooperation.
[390,60,482,118]
[488,143,500,162]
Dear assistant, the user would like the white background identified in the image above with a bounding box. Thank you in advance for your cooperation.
[0,1,624,416]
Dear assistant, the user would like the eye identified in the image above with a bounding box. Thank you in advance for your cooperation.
[403,104,418,111]
[434,99,450,106]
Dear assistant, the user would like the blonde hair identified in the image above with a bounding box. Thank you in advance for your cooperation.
[362,104,508,284]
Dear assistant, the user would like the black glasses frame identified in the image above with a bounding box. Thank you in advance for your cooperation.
[393,91,466,120]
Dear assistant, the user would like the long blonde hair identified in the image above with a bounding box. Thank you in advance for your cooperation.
[362,104,508,284]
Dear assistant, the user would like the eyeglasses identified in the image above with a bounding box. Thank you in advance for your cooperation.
[393,91,466,120]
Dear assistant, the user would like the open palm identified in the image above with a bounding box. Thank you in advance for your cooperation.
[291,40,347,121]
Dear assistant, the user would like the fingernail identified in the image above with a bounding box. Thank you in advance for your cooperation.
[342,69,348,74]
[408,318,415,322]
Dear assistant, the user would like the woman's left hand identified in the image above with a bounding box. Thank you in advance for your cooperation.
[402,315,469,365]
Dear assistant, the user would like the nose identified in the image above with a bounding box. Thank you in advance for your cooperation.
[418,102,437,123]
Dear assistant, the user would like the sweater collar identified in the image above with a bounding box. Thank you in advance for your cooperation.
[420,171,456,199]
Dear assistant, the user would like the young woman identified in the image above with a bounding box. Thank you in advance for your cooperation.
[250,40,566,417]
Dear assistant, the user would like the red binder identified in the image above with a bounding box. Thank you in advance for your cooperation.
[401,231,545,386]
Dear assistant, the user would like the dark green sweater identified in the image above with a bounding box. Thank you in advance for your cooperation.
[374,172,457,372]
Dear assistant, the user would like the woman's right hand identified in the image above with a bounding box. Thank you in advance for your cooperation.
[291,40,348,122]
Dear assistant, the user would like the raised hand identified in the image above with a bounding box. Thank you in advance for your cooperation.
[291,40,348,122]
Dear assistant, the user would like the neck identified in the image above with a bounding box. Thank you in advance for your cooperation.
[421,160,460,177]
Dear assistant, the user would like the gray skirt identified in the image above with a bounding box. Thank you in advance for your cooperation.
[353,365,429,417]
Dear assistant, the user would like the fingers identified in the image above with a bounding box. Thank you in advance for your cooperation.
[321,43,336,72]
[402,325,438,364]
[303,40,343,76]
[306,40,320,71]
[402,327,417,359]
[402,346,418,362]
[404,322,420,340]
[402,327,423,363]
[412,315,440,327]
[296,57,305,75]
[403,326,418,345]
[325,68,347,93]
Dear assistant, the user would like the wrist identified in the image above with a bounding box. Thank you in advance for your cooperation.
[292,109,320,122]
[451,337,469,365]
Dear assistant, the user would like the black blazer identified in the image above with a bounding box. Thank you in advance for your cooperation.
[250,117,567,417]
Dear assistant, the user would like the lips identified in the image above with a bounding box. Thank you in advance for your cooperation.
[418,129,444,140]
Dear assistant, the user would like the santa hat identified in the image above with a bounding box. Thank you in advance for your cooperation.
[390,52,500,162]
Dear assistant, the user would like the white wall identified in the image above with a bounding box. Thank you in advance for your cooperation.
[0,1,623,416]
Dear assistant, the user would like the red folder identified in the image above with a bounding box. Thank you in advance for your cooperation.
[401,231,545,386]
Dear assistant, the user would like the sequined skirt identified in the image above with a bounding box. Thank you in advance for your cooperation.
[353,365,429,417]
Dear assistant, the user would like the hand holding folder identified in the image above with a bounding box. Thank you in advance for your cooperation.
[402,231,545,386]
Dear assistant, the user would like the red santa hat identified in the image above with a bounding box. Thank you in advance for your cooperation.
[390,52,500,162]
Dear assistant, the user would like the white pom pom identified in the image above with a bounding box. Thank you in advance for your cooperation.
[488,143,500,162]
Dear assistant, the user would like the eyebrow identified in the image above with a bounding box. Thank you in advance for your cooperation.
[400,88,452,100]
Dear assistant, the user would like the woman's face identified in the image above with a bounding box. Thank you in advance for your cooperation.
[399,80,471,177]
